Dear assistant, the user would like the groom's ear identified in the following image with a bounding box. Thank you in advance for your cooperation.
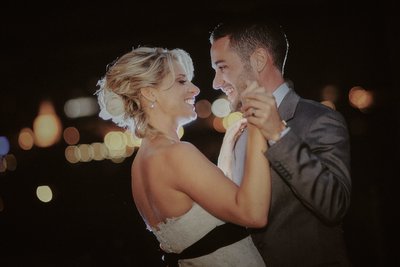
[250,48,268,72]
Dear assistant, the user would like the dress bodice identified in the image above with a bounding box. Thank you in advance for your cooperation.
[148,203,266,266]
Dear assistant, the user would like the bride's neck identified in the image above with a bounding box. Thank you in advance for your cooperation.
[147,116,180,143]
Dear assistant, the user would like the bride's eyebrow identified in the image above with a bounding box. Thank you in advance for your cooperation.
[176,73,187,79]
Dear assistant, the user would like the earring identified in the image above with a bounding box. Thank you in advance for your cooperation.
[150,101,155,109]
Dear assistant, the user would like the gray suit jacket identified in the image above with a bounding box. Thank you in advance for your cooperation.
[232,88,352,267]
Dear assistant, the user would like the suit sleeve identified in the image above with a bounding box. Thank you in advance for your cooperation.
[266,110,351,225]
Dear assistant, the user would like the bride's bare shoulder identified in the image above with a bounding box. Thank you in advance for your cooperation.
[165,141,200,159]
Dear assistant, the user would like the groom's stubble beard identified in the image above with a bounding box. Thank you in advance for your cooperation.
[232,64,256,112]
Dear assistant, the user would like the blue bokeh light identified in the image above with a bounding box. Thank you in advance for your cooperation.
[0,136,10,156]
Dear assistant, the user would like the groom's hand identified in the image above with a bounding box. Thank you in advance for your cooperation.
[241,81,286,142]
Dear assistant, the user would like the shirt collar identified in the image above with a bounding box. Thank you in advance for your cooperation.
[272,82,290,107]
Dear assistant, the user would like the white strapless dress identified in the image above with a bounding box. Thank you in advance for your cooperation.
[148,203,266,266]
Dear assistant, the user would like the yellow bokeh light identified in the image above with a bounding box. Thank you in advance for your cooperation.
[33,101,62,148]
[124,131,135,148]
[104,131,126,150]
[108,147,126,158]
[78,144,93,162]
[111,157,125,164]
[36,185,53,203]
[222,112,243,130]
[124,146,135,158]
[124,130,142,147]
[92,142,108,161]
[132,136,142,147]
[178,126,184,139]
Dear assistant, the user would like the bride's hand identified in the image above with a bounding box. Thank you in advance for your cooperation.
[218,118,247,179]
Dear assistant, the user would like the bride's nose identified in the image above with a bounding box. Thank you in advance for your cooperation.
[190,83,200,96]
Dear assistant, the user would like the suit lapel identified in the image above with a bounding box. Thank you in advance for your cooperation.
[278,88,300,123]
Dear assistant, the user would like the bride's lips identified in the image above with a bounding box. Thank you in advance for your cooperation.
[185,98,196,110]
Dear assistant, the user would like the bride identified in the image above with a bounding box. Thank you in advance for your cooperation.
[96,46,270,266]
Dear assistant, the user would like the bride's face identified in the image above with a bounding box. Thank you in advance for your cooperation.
[156,61,200,126]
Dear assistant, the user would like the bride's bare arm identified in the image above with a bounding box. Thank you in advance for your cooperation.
[165,125,270,228]
[235,124,270,226]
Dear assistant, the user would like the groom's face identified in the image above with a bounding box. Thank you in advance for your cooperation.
[210,36,255,112]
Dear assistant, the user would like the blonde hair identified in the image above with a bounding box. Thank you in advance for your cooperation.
[95,46,194,138]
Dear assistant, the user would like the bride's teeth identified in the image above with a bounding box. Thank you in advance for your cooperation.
[185,99,194,105]
[225,88,233,95]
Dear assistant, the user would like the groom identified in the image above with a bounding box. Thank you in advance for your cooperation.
[209,19,352,266]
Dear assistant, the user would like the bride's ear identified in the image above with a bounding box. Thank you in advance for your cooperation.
[140,87,156,102]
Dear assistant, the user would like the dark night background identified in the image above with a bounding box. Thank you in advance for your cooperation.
[1,1,399,266]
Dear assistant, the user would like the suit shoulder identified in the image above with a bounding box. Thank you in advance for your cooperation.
[297,98,345,121]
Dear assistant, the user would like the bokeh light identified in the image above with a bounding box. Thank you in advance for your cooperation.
[104,131,126,151]
[63,131,138,164]
[108,147,126,159]
[131,135,142,147]
[65,145,81,164]
[64,97,99,119]
[33,101,63,148]
[321,100,336,110]
[178,126,184,139]
[0,158,6,173]
[124,131,137,148]
[0,136,10,156]
[124,131,134,148]
[124,146,135,158]
[63,127,80,145]
[111,157,126,164]
[213,117,226,133]
[36,185,53,203]
[18,128,34,150]
[348,86,374,111]
[211,98,231,118]
[4,154,17,171]
[78,144,94,162]
[0,154,17,172]
[195,99,212,118]
[92,142,108,161]
[222,112,243,130]
[321,84,339,103]
[103,131,137,161]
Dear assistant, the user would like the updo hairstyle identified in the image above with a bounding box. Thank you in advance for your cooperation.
[95,46,194,138]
